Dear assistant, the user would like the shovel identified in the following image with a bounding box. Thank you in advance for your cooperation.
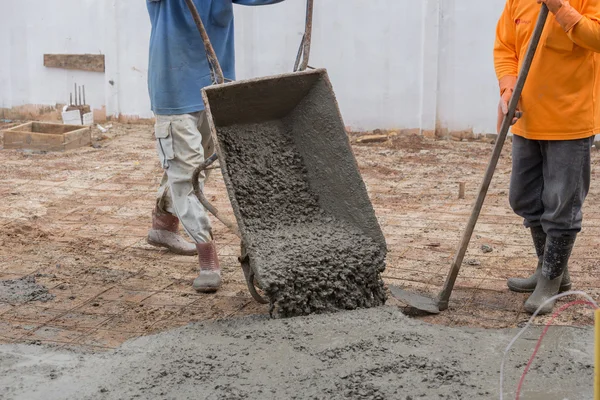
[390,4,550,314]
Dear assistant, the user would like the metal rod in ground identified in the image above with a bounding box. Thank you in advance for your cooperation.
[74,83,77,106]
[79,86,82,107]
[83,85,86,105]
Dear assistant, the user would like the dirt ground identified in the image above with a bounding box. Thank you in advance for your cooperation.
[0,122,598,351]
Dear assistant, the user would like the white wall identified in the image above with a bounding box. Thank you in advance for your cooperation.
[0,0,108,114]
[0,0,507,133]
[436,0,505,134]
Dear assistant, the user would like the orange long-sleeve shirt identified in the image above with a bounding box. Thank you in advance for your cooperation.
[494,0,600,140]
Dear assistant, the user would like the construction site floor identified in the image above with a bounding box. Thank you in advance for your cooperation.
[0,123,598,351]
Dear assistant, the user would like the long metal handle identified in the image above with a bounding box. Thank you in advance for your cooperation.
[184,0,225,84]
[192,153,242,238]
[293,0,314,72]
[185,0,240,235]
[437,4,549,311]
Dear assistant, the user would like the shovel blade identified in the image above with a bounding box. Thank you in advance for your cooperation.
[389,285,440,314]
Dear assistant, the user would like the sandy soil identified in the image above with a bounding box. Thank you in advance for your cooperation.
[0,123,598,351]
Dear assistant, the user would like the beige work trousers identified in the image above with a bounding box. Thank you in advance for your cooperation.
[154,111,214,243]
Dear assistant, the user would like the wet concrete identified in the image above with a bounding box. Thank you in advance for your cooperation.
[0,307,593,399]
[219,119,386,317]
[203,69,387,317]
[0,276,54,304]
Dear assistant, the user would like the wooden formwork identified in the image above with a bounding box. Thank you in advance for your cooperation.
[1,121,91,152]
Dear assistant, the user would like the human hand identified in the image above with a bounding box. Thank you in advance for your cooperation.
[536,0,564,14]
[497,88,522,133]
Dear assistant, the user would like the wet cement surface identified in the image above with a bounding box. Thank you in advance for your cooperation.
[0,276,54,304]
[0,307,593,399]
[219,120,386,317]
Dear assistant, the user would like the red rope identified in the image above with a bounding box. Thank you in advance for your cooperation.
[515,300,596,400]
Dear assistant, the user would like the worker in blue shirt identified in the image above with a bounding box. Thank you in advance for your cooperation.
[145,0,285,293]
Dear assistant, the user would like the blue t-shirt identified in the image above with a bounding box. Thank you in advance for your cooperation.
[147,0,284,115]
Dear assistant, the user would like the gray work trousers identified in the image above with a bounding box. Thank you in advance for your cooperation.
[509,134,593,238]
[154,111,215,243]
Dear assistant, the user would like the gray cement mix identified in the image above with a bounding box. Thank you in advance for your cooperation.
[0,276,55,304]
[0,307,593,400]
[218,120,386,317]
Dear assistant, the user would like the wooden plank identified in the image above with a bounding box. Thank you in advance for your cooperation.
[3,122,33,133]
[31,122,80,134]
[3,131,65,151]
[356,134,389,144]
[43,54,105,72]
[64,127,91,151]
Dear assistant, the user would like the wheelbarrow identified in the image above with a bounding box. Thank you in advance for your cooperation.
[185,0,387,316]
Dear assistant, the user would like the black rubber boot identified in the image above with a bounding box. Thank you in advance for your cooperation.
[507,226,571,293]
[524,235,576,315]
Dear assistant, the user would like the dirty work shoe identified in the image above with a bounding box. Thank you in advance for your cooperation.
[192,242,221,293]
[507,226,571,293]
[147,208,197,256]
[525,235,576,315]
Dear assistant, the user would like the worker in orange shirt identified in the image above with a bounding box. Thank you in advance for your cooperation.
[494,0,600,315]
